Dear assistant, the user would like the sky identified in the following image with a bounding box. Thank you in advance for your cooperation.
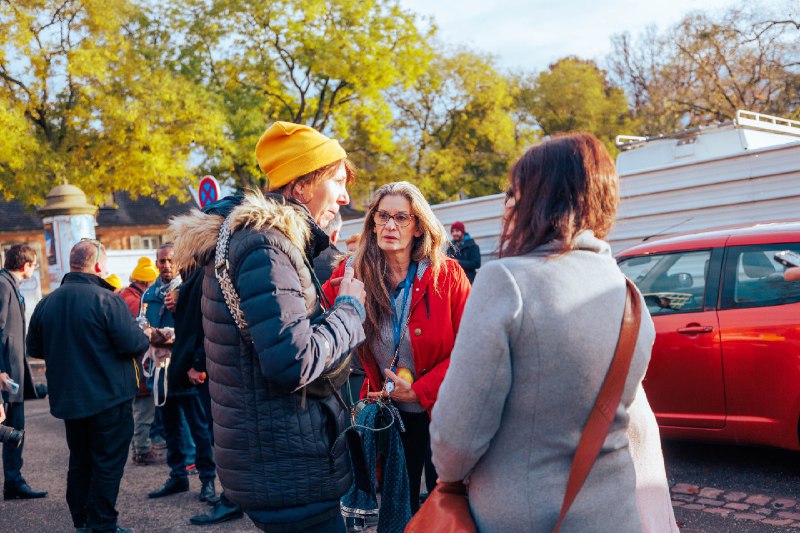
[398,0,769,72]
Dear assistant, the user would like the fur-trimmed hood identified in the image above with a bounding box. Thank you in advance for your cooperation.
[168,191,312,272]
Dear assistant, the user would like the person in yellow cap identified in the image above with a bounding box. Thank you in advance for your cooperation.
[169,122,367,531]
[104,273,123,292]
[119,257,158,316]
[117,256,164,467]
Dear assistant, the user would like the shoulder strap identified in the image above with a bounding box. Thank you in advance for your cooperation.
[553,278,642,533]
[214,213,254,343]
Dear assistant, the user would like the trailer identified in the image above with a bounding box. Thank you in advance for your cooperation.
[612,110,800,252]
[340,110,800,260]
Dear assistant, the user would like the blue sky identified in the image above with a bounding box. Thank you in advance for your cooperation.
[398,0,778,72]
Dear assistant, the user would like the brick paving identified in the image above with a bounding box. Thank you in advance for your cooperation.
[672,483,800,529]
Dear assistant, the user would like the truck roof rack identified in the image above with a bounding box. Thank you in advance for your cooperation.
[735,110,800,136]
[615,110,800,149]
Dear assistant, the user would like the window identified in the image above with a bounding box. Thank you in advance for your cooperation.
[720,244,800,309]
[130,235,163,250]
[619,249,712,316]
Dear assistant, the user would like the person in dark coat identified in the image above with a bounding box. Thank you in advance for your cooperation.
[146,243,216,503]
[27,239,149,533]
[446,221,481,283]
[313,212,344,285]
[174,264,245,526]
[0,243,47,500]
[170,121,366,533]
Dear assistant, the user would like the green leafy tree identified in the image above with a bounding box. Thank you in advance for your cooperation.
[0,0,227,205]
[174,0,432,192]
[389,49,520,203]
[518,57,635,155]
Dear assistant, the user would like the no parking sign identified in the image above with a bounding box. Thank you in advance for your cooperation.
[198,175,220,208]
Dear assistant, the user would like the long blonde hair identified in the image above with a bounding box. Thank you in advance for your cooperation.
[353,182,447,338]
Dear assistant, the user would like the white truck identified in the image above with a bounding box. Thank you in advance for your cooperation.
[340,110,800,259]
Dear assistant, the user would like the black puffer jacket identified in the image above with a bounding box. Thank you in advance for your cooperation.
[170,192,366,526]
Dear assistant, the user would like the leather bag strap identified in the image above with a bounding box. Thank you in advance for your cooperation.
[553,278,642,533]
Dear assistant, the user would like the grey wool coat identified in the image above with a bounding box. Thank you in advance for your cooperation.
[430,231,654,533]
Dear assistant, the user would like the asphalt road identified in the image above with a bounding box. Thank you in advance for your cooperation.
[4,396,800,532]
[0,397,260,533]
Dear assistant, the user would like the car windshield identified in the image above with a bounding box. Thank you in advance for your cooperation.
[619,250,711,315]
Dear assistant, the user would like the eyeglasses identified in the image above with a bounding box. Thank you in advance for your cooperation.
[80,238,104,265]
[373,210,416,228]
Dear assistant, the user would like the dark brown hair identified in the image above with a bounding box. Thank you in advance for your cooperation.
[4,244,36,271]
[499,133,619,257]
[271,158,356,202]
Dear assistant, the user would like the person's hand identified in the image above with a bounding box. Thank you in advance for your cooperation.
[0,372,11,393]
[366,368,417,403]
[333,267,365,306]
[187,368,206,385]
[165,289,179,312]
[143,327,153,340]
[0,403,5,424]
[784,267,800,282]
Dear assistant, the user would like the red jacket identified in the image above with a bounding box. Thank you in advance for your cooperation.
[323,257,471,416]
[119,284,144,317]
[118,283,149,396]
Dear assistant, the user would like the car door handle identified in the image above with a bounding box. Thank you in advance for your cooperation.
[677,325,714,335]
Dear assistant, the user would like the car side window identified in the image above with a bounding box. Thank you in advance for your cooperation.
[720,244,800,310]
[619,250,711,316]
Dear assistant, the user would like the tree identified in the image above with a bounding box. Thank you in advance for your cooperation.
[517,57,636,155]
[608,4,800,134]
[174,0,432,192]
[0,0,227,205]
[388,49,520,203]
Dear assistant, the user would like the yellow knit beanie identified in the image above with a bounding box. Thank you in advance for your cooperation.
[104,274,123,291]
[255,122,346,190]
[131,257,159,283]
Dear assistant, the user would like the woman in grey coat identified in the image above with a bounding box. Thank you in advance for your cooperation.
[430,133,672,532]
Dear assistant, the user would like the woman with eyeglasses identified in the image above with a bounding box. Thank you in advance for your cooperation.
[323,181,471,514]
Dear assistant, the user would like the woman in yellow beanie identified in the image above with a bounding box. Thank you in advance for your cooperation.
[170,122,366,532]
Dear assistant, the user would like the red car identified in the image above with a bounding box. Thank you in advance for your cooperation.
[617,221,800,450]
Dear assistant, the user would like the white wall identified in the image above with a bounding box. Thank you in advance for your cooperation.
[340,139,800,260]
[106,249,157,286]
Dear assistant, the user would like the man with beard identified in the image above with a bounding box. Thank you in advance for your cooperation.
[0,244,47,500]
[446,221,481,284]
[146,244,216,504]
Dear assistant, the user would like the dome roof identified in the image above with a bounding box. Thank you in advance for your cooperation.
[39,182,98,217]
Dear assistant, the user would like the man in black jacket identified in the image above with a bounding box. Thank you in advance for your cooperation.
[27,239,149,533]
[0,244,47,500]
[446,221,481,284]
[146,251,217,505]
